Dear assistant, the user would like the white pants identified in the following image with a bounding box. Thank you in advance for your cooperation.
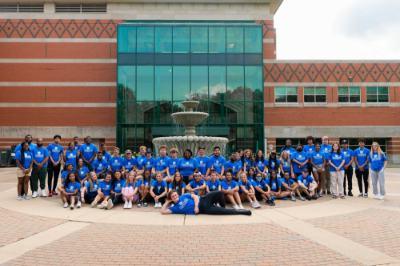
[330,170,344,197]
[370,170,385,196]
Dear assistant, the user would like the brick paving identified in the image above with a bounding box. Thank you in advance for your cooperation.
[7,223,359,266]
[0,208,65,247]
[308,208,400,260]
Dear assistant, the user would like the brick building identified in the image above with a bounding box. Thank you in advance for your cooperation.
[0,0,399,164]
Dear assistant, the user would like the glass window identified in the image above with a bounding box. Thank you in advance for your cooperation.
[136,66,154,101]
[173,66,190,101]
[209,27,225,53]
[244,27,262,53]
[173,27,190,53]
[274,87,298,103]
[137,27,154,53]
[226,27,243,53]
[117,66,136,101]
[338,87,360,103]
[227,66,244,100]
[155,26,172,53]
[191,66,208,99]
[191,26,208,53]
[209,66,226,101]
[367,87,389,102]
[245,66,263,101]
[155,66,172,101]
[304,87,326,102]
[118,26,136,53]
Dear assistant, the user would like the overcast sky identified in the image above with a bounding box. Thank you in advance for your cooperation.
[274,0,400,60]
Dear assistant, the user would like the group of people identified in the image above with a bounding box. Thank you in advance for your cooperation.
[14,134,387,216]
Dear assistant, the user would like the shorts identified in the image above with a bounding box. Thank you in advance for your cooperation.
[84,193,97,203]
[17,168,31,178]
[122,186,134,198]
[312,165,324,172]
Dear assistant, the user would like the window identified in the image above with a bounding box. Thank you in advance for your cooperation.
[118,27,136,53]
[367,87,389,103]
[274,87,298,103]
[209,27,225,53]
[226,27,243,53]
[155,26,172,53]
[244,27,262,53]
[55,3,106,13]
[0,3,44,12]
[304,87,326,103]
[338,87,360,103]
[191,27,208,53]
[137,27,154,53]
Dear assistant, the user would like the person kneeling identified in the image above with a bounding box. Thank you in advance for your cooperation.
[150,172,168,208]
[60,172,81,210]
[161,190,251,216]
[81,172,99,205]
[92,172,113,209]
[297,170,318,200]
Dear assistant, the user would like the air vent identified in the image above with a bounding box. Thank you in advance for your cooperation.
[0,3,44,12]
[55,3,81,13]
[55,3,107,13]
[82,4,107,13]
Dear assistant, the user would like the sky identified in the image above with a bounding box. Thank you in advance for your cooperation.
[274,0,400,60]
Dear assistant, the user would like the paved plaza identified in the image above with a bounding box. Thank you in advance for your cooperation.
[0,167,399,266]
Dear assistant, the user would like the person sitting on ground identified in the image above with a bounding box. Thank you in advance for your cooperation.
[297,169,318,200]
[136,170,151,207]
[168,171,186,195]
[81,171,100,205]
[77,158,90,183]
[92,152,109,178]
[92,172,113,209]
[251,173,275,206]
[161,190,251,216]
[206,171,221,193]
[122,171,137,209]
[150,172,168,208]
[186,171,206,196]
[238,172,261,209]
[269,170,294,200]
[107,171,126,209]
[279,171,298,201]
[221,171,243,210]
[60,172,81,210]
[60,163,75,186]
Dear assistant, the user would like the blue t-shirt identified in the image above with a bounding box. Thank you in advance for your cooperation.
[369,152,387,172]
[221,179,238,190]
[169,194,196,215]
[243,158,253,172]
[65,181,81,193]
[79,143,98,162]
[47,143,64,162]
[15,150,33,169]
[15,143,37,153]
[92,158,109,174]
[354,147,370,169]
[167,157,179,176]
[207,155,226,174]
[252,178,268,190]
[254,159,268,172]
[135,178,149,188]
[188,179,205,195]
[151,179,167,193]
[109,156,124,173]
[155,156,169,173]
[74,144,80,151]
[297,175,314,187]
[310,150,325,166]
[123,157,137,172]
[136,155,146,170]
[328,152,345,171]
[238,180,252,192]
[169,182,186,191]
[178,158,198,177]
[280,146,296,157]
[32,146,49,167]
[84,180,100,194]
[280,159,291,173]
[65,149,78,169]
[206,179,221,192]
[320,144,332,160]
[77,166,89,180]
[342,148,354,165]
[143,157,156,172]
[112,178,126,193]
[292,151,308,174]
[102,151,112,162]
[267,158,280,172]
[99,180,112,196]
[281,177,296,187]
[195,156,209,175]
[224,160,241,176]
[303,144,315,156]
[269,178,281,192]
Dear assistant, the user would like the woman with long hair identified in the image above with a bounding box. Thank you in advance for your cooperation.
[16,142,33,200]
[328,142,345,199]
[369,142,387,200]
[254,150,268,177]
[169,171,186,195]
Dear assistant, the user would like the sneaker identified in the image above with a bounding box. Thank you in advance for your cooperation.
[348,191,353,197]
[299,196,306,201]
[332,195,337,199]
[52,191,58,196]
[77,201,81,208]
[239,204,244,209]
[106,199,114,210]
[48,191,53,197]
[143,201,148,207]
[128,201,132,209]
[137,200,142,208]
[23,195,30,200]
[32,191,38,198]
[363,193,368,198]
[63,202,68,208]
[233,204,240,210]
[17,195,23,200]
[358,193,363,197]
[305,195,312,201]
[254,201,261,209]
[290,192,296,201]
[312,194,318,200]
[378,195,385,200]
[124,201,129,209]
[216,203,221,207]
[373,194,380,200]
[154,202,159,208]
[70,204,74,210]
[97,203,106,209]
[340,195,345,199]
[41,190,47,197]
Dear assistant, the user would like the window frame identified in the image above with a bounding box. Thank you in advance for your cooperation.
[338,86,361,103]
[366,86,389,103]
[303,87,327,103]
[274,87,298,103]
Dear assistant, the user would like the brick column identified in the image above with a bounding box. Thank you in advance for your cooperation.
[387,137,400,165]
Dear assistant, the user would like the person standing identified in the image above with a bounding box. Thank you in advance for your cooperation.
[328,142,345,199]
[15,142,33,200]
[341,140,354,196]
[280,139,296,157]
[320,136,332,195]
[354,139,370,198]
[79,136,98,171]
[369,142,387,200]
[31,138,49,197]
[15,134,37,152]
[47,135,64,197]
[64,142,78,170]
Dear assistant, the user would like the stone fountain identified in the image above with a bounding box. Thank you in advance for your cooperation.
[152,101,229,155]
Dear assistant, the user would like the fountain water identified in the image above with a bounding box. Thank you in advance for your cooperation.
[152,101,229,155]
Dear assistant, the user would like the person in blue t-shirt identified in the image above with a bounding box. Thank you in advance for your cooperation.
[354,138,370,198]
[79,136,98,170]
[73,136,81,152]
[47,135,64,197]
[242,149,253,173]
[320,136,332,195]
[186,171,206,196]
[341,140,354,196]
[279,151,293,177]
[92,152,109,177]
[98,143,111,162]
[292,145,309,177]
[169,171,186,195]
[15,135,37,153]
[224,154,242,179]
[252,173,275,206]
[121,172,139,209]
[280,171,299,201]
[328,143,345,199]
[109,147,125,173]
[60,172,81,210]
[269,170,293,200]
[221,171,243,209]
[195,147,209,177]
[369,142,388,200]
[123,149,137,177]
[64,142,78,170]
[154,145,170,177]
[177,149,198,184]
[309,142,325,196]
[166,148,180,181]
[81,171,99,204]
[60,163,74,187]
[238,172,261,209]
[135,146,147,175]
[107,171,126,209]
[150,172,168,208]
[31,138,49,198]
[206,146,226,176]
[267,152,280,173]
[92,172,113,209]
[297,169,317,200]
[206,171,221,193]
[161,190,251,216]
[76,158,90,182]
[15,142,33,200]
[143,149,156,175]
[280,139,297,157]
[254,150,268,177]
[135,171,150,208]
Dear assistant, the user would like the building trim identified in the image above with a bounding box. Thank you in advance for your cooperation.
[0,82,115,87]
[264,59,400,64]
[264,82,400,87]
[0,103,116,108]
[0,38,116,43]
[264,103,400,108]
[0,59,116,63]
[263,38,275,43]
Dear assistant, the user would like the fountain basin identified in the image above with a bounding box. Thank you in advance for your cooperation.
[153,136,229,155]
[171,112,209,127]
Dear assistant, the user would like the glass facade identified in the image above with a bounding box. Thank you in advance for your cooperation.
[117,22,264,153]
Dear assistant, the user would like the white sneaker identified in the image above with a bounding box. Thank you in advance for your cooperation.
[123,201,128,209]
[69,204,74,210]
[97,203,106,209]
[128,201,132,209]
[77,201,81,208]
[23,195,30,200]
[373,194,380,200]
[254,201,261,209]
[106,199,114,210]
[155,202,162,208]
[233,204,240,210]
[239,204,245,209]
[41,190,47,197]
[63,202,68,208]
[379,195,385,200]
[17,195,23,200]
